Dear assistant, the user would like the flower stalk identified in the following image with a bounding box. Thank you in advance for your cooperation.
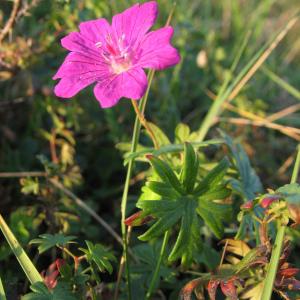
[261,145,300,300]
[130,99,159,149]
[119,70,155,299]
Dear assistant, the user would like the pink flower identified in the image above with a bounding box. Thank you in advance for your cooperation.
[53,1,180,108]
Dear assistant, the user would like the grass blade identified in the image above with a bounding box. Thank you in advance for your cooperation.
[262,66,300,101]
[197,14,298,142]
[0,277,6,300]
[0,214,43,284]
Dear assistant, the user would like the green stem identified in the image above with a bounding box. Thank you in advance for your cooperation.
[0,277,6,300]
[146,231,170,300]
[0,214,43,284]
[120,70,155,300]
[261,145,300,300]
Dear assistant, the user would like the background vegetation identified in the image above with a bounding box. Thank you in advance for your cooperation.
[0,0,300,299]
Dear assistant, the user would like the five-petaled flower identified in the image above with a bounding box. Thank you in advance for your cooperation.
[53,1,180,108]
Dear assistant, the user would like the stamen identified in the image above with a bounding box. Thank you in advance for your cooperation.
[95,41,102,48]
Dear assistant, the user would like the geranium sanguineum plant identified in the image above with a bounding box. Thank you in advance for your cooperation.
[53,2,180,299]
[53,1,180,108]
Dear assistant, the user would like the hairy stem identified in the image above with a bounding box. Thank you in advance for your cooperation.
[261,145,300,300]
[131,99,159,149]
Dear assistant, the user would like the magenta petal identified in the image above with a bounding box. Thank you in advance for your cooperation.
[137,26,180,70]
[93,68,147,108]
[112,1,158,47]
[54,77,94,98]
[53,52,109,80]
[61,32,101,61]
[79,18,111,44]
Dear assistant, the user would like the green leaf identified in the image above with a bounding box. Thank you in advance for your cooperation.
[194,157,230,195]
[146,181,181,199]
[197,199,230,239]
[138,208,183,241]
[277,183,300,205]
[168,200,201,265]
[130,242,176,296]
[21,282,76,300]
[20,177,39,195]
[146,123,171,147]
[123,139,224,164]
[137,199,183,218]
[138,154,231,265]
[79,241,116,274]
[147,155,185,195]
[222,133,262,199]
[181,142,199,193]
[30,234,76,254]
[175,123,191,143]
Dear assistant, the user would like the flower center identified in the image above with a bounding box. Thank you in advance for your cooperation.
[96,33,133,74]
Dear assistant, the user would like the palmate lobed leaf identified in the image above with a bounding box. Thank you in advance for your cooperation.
[136,144,232,265]
[30,234,76,254]
[22,282,76,300]
[79,241,116,274]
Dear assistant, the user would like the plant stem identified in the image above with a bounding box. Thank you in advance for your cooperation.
[117,6,175,298]
[0,214,43,284]
[0,172,47,178]
[146,231,170,300]
[119,70,155,300]
[131,99,159,149]
[261,145,300,300]
[0,277,6,300]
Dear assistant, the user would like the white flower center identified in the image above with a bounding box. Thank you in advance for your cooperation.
[95,33,133,74]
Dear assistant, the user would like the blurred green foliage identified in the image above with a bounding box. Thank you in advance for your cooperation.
[0,0,300,298]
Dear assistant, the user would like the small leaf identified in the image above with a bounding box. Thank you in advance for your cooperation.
[146,122,171,147]
[220,279,238,300]
[30,234,76,254]
[175,123,191,143]
[20,178,39,195]
[221,239,251,258]
[79,241,116,274]
[21,282,76,300]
